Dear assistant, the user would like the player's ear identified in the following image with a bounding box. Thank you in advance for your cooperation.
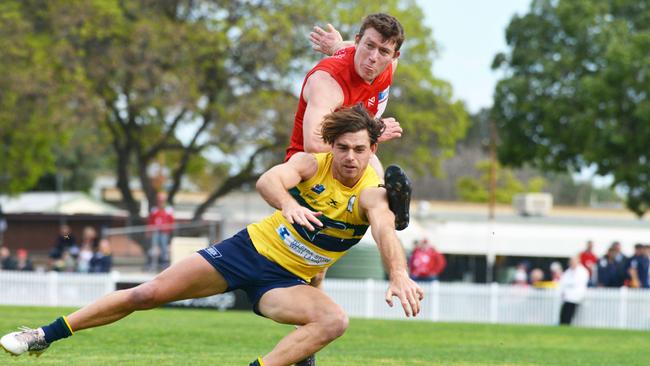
[355,34,361,45]
[393,50,400,59]
[370,143,378,153]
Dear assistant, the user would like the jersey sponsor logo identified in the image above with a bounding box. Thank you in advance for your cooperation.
[347,195,356,212]
[277,225,332,265]
[205,247,222,259]
[311,184,325,194]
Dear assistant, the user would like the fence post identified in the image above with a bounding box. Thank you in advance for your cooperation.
[365,279,374,319]
[430,281,440,322]
[107,271,119,294]
[619,287,628,329]
[47,271,58,307]
[490,282,498,324]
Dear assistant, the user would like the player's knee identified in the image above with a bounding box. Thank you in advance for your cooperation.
[128,282,160,310]
[320,308,349,341]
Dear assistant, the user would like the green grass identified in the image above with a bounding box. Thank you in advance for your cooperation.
[1,305,649,365]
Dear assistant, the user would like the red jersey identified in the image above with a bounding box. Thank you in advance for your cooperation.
[409,247,446,278]
[579,250,598,276]
[285,47,393,160]
[148,206,175,234]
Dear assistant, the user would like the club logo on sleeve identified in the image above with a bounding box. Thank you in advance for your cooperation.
[205,247,222,259]
[311,184,325,194]
[378,87,390,103]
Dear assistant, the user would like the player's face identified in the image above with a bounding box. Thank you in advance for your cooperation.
[354,27,399,83]
[331,130,377,187]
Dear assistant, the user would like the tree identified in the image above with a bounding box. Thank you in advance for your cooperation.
[4,0,469,225]
[0,2,68,194]
[456,160,546,203]
[492,0,650,216]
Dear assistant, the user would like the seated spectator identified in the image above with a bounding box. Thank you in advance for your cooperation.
[90,239,113,273]
[408,239,446,282]
[530,268,544,287]
[0,246,17,270]
[49,224,78,264]
[15,248,34,271]
[77,226,98,273]
[513,262,529,286]
[550,261,563,282]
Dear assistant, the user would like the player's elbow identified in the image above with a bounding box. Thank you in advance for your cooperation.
[255,172,271,193]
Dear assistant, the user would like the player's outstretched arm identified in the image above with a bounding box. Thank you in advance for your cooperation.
[309,23,354,56]
[359,187,424,317]
[256,152,323,231]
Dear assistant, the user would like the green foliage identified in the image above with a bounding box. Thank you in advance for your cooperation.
[492,0,650,216]
[456,160,547,203]
[2,0,468,220]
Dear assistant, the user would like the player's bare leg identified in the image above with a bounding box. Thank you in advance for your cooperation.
[256,285,349,366]
[293,268,328,366]
[1,253,227,357]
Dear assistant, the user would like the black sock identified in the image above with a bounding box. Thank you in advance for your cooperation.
[41,316,74,344]
[249,357,263,366]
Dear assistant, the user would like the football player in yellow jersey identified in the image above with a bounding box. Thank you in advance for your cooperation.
[1,104,423,366]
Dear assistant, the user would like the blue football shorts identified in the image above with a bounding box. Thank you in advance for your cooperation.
[197,228,307,315]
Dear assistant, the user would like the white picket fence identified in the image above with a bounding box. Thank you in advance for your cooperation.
[1,271,650,330]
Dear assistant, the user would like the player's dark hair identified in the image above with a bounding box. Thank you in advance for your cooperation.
[357,13,405,53]
[320,104,385,146]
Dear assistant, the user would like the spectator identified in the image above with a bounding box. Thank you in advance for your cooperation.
[627,244,650,289]
[558,256,589,325]
[597,248,625,287]
[147,192,175,270]
[0,205,7,246]
[611,241,627,268]
[529,268,545,287]
[90,239,113,273]
[579,240,598,285]
[49,224,78,263]
[513,262,528,286]
[15,249,34,271]
[0,246,17,270]
[550,261,563,282]
[408,239,446,282]
[77,227,97,273]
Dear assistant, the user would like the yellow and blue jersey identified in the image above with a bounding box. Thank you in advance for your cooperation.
[247,153,381,281]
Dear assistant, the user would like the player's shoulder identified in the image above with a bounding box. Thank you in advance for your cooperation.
[304,70,344,104]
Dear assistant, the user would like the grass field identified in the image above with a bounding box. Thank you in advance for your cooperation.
[1,305,649,365]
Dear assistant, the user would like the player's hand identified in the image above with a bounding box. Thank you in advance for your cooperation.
[309,23,343,56]
[385,270,425,317]
[378,117,403,143]
[281,201,323,231]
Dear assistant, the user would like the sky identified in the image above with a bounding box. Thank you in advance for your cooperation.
[415,0,532,113]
